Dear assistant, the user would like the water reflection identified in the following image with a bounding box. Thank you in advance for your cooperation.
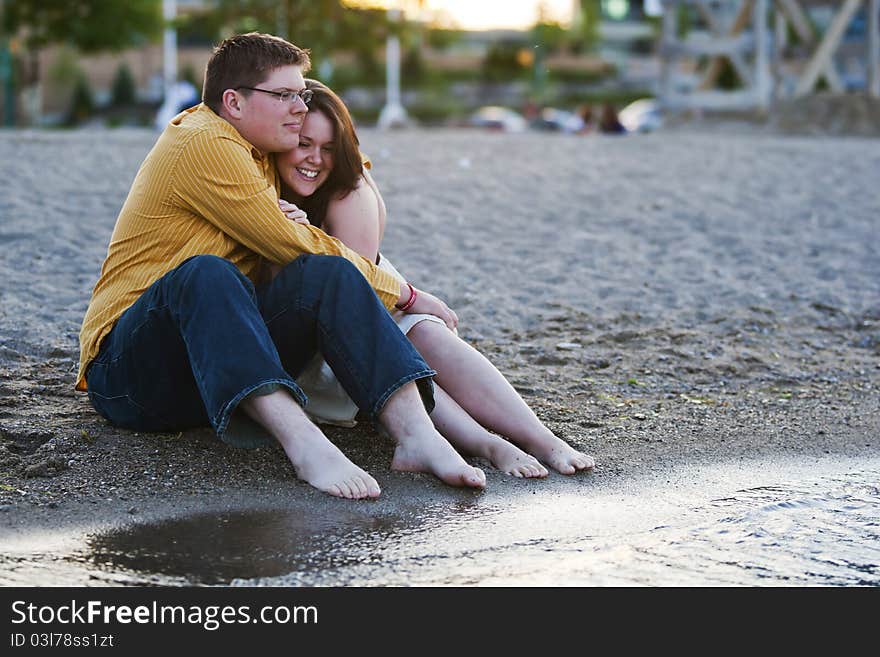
[83,498,490,585]
[48,459,880,586]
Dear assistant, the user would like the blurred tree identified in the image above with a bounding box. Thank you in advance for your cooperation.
[402,45,424,86]
[531,20,567,54]
[2,0,162,123]
[209,0,342,53]
[2,0,162,52]
[425,27,461,51]
[482,40,528,83]
[111,63,137,107]
[205,1,390,71]
[572,0,602,53]
[193,0,392,87]
[65,72,93,125]
[180,64,202,95]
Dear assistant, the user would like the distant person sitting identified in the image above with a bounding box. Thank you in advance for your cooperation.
[599,103,626,134]
[154,80,200,130]
[576,103,595,134]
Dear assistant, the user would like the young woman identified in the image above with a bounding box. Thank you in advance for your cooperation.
[275,79,594,478]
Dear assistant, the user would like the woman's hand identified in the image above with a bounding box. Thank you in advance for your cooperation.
[279,199,309,225]
[405,287,458,330]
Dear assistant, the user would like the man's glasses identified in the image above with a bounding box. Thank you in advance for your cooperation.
[236,86,313,105]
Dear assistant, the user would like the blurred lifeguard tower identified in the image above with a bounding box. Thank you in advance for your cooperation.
[658,0,880,111]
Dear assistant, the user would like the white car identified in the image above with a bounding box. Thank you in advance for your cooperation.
[618,99,664,133]
[469,106,528,133]
[532,107,585,134]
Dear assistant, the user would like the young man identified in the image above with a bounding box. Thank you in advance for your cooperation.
[77,33,485,499]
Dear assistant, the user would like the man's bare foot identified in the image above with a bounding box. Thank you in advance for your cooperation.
[241,389,380,500]
[391,433,486,489]
[518,432,595,475]
[279,430,381,500]
[486,439,549,478]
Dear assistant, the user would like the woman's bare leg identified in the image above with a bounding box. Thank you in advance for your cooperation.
[380,380,486,489]
[407,321,595,474]
[431,385,547,478]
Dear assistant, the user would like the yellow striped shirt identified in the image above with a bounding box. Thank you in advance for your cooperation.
[77,103,400,391]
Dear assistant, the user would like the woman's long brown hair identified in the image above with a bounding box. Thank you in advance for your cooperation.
[280,78,363,229]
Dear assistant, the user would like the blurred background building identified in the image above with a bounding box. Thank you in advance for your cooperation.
[0,1,876,129]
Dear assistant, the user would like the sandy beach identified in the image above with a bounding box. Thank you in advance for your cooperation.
[0,125,878,584]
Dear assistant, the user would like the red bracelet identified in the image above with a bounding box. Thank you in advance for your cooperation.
[395,282,418,311]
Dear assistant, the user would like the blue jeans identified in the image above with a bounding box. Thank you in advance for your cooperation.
[86,254,435,448]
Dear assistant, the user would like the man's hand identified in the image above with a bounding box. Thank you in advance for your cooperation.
[403,286,458,330]
[279,199,310,225]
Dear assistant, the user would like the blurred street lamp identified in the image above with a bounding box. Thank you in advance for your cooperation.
[644,0,663,17]
[378,6,408,128]
[163,0,178,103]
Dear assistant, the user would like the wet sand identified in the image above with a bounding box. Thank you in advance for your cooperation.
[0,127,878,584]
[2,453,878,586]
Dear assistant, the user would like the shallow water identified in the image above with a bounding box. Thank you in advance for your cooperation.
[2,455,876,587]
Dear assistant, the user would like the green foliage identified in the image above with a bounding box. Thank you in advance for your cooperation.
[209,0,346,50]
[3,0,163,52]
[557,87,650,108]
[716,59,742,91]
[548,67,613,84]
[329,60,380,92]
[204,0,392,75]
[425,27,462,51]
[111,63,136,106]
[531,21,567,53]
[482,42,528,83]
[402,47,425,87]
[406,95,464,125]
[65,73,93,125]
[677,2,694,39]
[46,48,80,88]
[572,0,602,53]
[180,64,202,95]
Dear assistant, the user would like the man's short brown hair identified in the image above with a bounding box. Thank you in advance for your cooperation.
[203,32,311,114]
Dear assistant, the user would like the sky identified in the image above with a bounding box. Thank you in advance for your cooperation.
[347,1,577,31]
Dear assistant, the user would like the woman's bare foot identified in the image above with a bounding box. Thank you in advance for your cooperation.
[485,439,549,478]
[392,432,486,489]
[517,431,595,475]
[279,429,382,499]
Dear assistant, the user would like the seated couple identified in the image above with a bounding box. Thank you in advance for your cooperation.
[77,33,593,500]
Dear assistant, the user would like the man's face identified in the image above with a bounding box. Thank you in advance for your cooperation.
[234,65,308,154]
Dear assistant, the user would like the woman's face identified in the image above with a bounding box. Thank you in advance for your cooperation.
[278,109,335,198]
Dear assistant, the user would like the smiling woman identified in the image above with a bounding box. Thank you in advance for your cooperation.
[272,78,595,478]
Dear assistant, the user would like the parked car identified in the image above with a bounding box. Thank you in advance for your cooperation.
[469,106,528,132]
[618,98,664,133]
[531,107,584,133]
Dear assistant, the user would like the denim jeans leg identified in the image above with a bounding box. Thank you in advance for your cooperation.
[86,255,305,447]
[258,255,436,419]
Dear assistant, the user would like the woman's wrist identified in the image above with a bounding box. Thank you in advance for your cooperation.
[395,282,418,311]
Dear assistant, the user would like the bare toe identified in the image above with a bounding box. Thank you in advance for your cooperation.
[350,477,366,499]
[467,467,486,488]
[339,481,356,499]
[364,478,381,498]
